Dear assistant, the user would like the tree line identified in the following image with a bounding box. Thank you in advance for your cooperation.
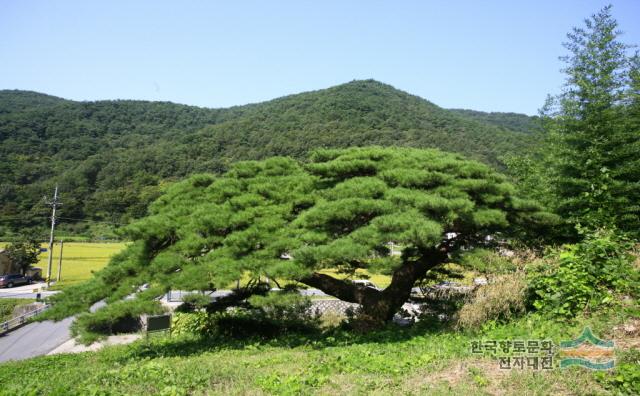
[0,81,538,238]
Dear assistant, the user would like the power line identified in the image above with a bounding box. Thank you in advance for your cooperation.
[0,215,128,226]
[0,215,49,222]
[56,216,128,225]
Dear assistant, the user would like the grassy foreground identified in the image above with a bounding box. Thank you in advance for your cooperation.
[0,311,635,396]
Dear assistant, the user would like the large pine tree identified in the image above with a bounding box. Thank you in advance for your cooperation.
[45,147,553,326]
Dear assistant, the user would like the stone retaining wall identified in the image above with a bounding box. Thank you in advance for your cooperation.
[310,299,359,315]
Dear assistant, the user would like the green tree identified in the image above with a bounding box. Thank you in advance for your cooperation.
[47,147,553,325]
[545,5,640,233]
[5,239,40,275]
[289,147,553,323]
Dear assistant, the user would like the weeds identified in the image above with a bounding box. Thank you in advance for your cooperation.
[455,273,528,329]
[528,228,639,317]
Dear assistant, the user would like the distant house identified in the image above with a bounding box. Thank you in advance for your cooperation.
[0,249,14,274]
[0,249,42,279]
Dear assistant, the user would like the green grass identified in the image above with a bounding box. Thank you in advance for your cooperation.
[0,242,127,289]
[0,298,35,322]
[0,311,634,395]
[319,268,392,288]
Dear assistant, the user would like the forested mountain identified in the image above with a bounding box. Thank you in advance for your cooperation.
[0,90,70,113]
[0,80,539,237]
[448,109,542,135]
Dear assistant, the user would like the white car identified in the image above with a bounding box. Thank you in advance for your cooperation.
[351,279,381,291]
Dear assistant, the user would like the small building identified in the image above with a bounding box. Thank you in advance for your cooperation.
[0,249,42,279]
[26,267,42,279]
[0,249,14,274]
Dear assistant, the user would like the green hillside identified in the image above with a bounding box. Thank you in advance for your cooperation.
[0,90,69,113]
[448,108,543,135]
[0,80,538,237]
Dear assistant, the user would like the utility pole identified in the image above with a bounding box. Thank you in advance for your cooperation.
[56,240,64,282]
[45,185,60,287]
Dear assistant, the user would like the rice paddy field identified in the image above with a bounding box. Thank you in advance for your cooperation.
[0,241,393,291]
[0,242,128,289]
[0,243,467,292]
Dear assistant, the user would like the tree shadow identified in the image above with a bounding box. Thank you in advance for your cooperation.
[111,316,456,363]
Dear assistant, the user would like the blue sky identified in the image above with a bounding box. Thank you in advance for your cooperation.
[1,1,639,115]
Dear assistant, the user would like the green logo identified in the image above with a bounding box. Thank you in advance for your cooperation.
[559,327,615,370]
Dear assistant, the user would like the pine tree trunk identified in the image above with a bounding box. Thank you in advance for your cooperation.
[300,247,448,324]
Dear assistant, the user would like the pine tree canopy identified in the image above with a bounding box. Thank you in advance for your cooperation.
[48,147,555,323]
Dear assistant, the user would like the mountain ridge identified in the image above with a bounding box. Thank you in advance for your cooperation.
[0,80,539,237]
[0,80,539,129]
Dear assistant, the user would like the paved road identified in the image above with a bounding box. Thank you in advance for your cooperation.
[0,316,75,362]
[0,291,58,299]
[0,282,59,299]
[0,301,104,363]
[0,287,334,363]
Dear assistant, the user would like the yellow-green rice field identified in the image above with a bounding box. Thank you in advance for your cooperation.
[1,242,127,289]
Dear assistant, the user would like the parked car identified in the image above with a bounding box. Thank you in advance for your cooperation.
[0,273,32,288]
[352,279,381,291]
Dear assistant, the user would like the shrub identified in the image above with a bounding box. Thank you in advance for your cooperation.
[528,228,639,317]
[39,278,111,321]
[172,291,320,339]
[247,291,316,324]
[172,311,217,336]
[458,248,517,275]
[0,298,35,322]
[176,293,211,312]
[595,349,640,395]
[320,311,347,328]
[71,299,164,344]
[455,273,527,329]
